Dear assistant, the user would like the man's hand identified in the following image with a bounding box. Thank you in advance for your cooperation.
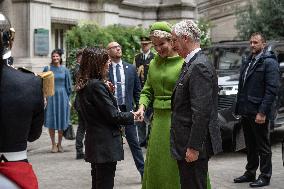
[131,111,139,121]
[134,105,145,122]
[255,112,266,124]
[185,148,199,163]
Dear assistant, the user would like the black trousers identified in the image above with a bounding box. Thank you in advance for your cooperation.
[91,162,117,189]
[75,110,86,154]
[177,158,208,189]
[242,116,272,181]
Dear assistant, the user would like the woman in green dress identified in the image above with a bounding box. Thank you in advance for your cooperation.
[136,21,211,189]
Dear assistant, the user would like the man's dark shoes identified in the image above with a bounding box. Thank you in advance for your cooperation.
[249,177,269,188]
[76,153,85,160]
[234,174,255,183]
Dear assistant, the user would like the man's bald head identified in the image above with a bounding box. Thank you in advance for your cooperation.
[107,41,122,62]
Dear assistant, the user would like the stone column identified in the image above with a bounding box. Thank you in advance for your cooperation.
[0,0,13,24]
[12,0,52,72]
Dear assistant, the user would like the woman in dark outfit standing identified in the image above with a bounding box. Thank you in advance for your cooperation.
[75,47,136,189]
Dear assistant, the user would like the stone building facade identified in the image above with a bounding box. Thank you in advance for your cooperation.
[197,0,249,42]
[1,0,249,71]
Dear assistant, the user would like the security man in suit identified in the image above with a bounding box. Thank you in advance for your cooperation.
[133,36,154,147]
[234,32,279,187]
[0,12,44,189]
[171,20,222,189]
[107,41,144,180]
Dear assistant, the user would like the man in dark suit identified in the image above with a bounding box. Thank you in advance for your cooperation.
[171,20,222,189]
[73,49,86,159]
[107,41,144,180]
[234,32,279,188]
[0,12,44,188]
[133,36,154,147]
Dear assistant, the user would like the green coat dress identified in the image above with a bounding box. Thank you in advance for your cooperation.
[140,54,211,189]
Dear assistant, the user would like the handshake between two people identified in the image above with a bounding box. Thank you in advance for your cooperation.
[131,105,145,122]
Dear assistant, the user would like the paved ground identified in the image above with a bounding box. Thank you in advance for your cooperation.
[27,127,284,189]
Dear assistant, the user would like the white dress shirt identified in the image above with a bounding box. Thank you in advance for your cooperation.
[185,48,201,64]
[142,50,151,60]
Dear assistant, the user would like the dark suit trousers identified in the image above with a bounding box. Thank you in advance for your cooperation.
[75,110,86,154]
[242,116,272,181]
[119,105,144,176]
[177,158,208,189]
[91,162,117,189]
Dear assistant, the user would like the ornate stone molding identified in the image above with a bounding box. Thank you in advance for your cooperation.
[198,0,247,20]
[13,0,52,4]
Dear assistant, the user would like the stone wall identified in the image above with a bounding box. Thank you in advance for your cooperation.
[1,0,251,70]
[198,0,249,42]
[2,0,199,71]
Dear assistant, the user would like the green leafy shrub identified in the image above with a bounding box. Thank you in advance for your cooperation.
[197,18,212,48]
[235,0,284,40]
[66,23,148,68]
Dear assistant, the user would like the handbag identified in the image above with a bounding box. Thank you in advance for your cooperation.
[63,124,75,140]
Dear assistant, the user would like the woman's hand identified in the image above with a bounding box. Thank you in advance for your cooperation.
[132,111,139,121]
[134,105,145,122]
[104,80,115,94]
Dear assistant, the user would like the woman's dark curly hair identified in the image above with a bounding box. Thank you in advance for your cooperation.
[75,47,109,91]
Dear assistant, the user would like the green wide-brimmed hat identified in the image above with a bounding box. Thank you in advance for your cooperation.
[150,21,172,33]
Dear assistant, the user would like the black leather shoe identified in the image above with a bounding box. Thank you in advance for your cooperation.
[234,175,255,183]
[249,178,269,187]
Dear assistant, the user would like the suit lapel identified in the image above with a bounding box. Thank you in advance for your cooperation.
[173,62,186,93]
[242,57,263,86]
[139,54,144,62]
[240,62,248,76]
[245,60,262,81]
[122,62,128,96]
[146,53,153,61]
[103,81,118,107]
[109,64,114,83]
[173,52,199,93]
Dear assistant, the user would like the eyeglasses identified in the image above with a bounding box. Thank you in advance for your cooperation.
[107,45,122,50]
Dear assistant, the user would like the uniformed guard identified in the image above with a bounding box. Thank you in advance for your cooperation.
[133,36,154,87]
[0,12,44,189]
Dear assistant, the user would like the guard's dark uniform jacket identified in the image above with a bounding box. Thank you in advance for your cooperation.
[134,52,154,87]
[0,64,44,153]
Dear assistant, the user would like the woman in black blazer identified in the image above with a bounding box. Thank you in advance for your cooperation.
[75,47,135,189]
